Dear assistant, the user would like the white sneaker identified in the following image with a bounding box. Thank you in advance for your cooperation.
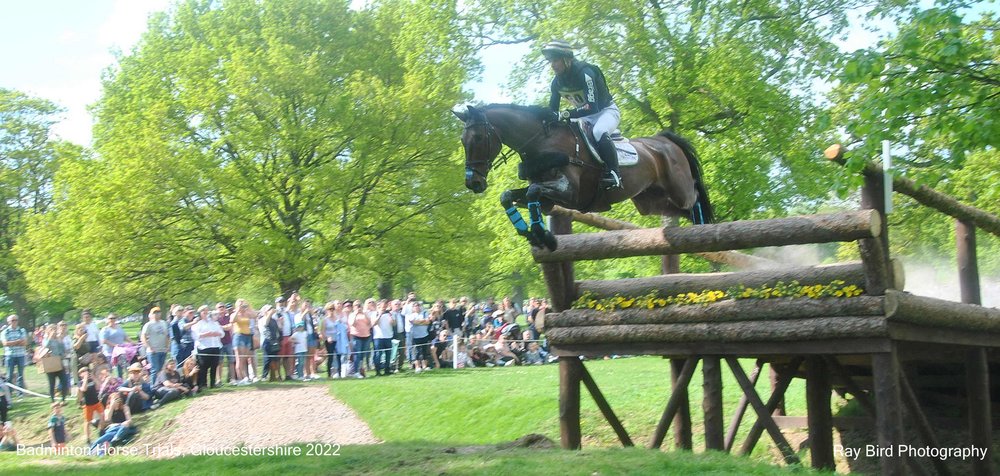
[354,373,364,379]
[331,374,341,380]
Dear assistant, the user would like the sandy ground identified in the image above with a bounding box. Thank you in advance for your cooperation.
[151,385,379,456]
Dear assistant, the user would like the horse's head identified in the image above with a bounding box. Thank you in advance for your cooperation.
[454,105,501,194]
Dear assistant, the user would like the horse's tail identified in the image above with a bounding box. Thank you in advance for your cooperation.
[657,130,714,224]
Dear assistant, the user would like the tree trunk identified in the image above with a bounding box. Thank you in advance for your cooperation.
[377,277,394,300]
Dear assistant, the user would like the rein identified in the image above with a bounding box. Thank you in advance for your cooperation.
[465,117,551,174]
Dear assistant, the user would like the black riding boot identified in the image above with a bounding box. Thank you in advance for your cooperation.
[596,134,622,190]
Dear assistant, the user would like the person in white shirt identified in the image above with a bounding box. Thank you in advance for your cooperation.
[192,307,224,389]
[291,323,308,380]
[371,300,395,376]
[80,310,100,353]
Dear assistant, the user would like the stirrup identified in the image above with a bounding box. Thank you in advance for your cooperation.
[601,170,623,190]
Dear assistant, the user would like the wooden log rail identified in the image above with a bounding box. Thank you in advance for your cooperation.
[576,260,905,300]
[533,209,882,263]
[548,205,779,269]
[825,143,1000,239]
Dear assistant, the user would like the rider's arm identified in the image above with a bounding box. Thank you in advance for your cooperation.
[567,65,601,118]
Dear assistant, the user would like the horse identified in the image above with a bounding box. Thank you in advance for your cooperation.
[455,104,713,250]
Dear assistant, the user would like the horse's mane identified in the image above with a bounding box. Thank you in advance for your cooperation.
[482,103,553,123]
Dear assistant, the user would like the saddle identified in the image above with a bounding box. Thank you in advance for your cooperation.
[573,121,639,167]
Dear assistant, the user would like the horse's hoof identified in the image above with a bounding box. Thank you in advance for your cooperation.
[542,231,558,251]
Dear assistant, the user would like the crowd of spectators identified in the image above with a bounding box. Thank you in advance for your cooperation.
[0,292,552,453]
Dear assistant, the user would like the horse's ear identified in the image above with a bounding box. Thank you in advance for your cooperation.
[453,109,468,122]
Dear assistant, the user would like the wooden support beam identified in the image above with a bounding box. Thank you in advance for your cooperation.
[822,355,877,417]
[545,317,889,346]
[559,356,583,450]
[825,144,1000,239]
[872,346,905,476]
[703,356,725,451]
[650,357,699,449]
[578,362,634,447]
[725,361,762,452]
[549,205,779,269]
[533,210,883,263]
[670,358,693,450]
[740,357,802,456]
[806,356,834,470]
[899,367,952,476]
[966,348,994,476]
[576,261,903,300]
[727,357,800,464]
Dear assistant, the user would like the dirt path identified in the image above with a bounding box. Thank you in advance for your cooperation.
[154,385,378,456]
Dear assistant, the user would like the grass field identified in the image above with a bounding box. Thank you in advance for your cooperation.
[0,356,833,474]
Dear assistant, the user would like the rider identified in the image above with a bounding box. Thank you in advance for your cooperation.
[543,40,622,190]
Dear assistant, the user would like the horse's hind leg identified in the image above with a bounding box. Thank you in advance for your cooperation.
[500,188,531,238]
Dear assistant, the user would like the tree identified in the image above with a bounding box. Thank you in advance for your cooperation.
[0,89,78,329]
[833,2,998,174]
[18,0,478,306]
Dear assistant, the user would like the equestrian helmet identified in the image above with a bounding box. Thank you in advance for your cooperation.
[541,40,574,59]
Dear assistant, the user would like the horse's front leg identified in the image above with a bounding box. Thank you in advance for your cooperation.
[500,188,531,238]
[526,184,558,251]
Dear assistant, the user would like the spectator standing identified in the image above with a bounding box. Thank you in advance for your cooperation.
[406,302,431,373]
[140,307,169,382]
[322,302,346,378]
[214,303,235,386]
[78,367,104,444]
[80,309,100,353]
[291,322,308,380]
[99,313,131,378]
[371,300,394,376]
[259,305,283,382]
[41,325,69,402]
[58,322,74,387]
[348,300,373,378]
[172,307,198,365]
[193,306,223,389]
[390,300,407,373]
[231,299,255,385]
[443,298,466,337]
[1,315,27,397]
[274,296,294,381]
[299,299,321,380]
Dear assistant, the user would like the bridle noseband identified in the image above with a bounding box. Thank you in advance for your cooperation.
[464,115,549,182]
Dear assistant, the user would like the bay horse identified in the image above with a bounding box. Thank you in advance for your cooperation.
[455,104,713,250]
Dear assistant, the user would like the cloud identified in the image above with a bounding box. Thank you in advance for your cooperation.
[97,0,171,50]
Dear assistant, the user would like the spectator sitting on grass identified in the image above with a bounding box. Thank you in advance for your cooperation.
[523,342,545,365]
[181,358,200,394]
[97,366,122,405]
[48,402,68,450]
[429,329,452,370]
[0,370,11,424]
[153,358,188,408]
[0,422,19,451]
[120,363,152,414]
[89,393,134,455]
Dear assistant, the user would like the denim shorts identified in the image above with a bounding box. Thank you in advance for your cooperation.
[234,334,253,350]
[307,334,318,348]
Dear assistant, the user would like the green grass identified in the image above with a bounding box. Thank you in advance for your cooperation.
[330,356,811,456]
[2,357,831,474]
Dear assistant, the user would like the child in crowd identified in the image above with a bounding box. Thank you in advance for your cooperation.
[0,422,18,451]
[78,367,104,444]
[292,322,308,380]
[48,402,68,449]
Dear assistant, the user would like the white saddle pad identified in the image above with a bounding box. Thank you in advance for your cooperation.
[614,140,639,166]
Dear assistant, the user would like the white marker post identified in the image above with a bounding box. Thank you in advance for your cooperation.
[882,140,893,214]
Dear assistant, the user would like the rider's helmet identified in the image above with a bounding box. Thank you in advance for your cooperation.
[541,40,574,60]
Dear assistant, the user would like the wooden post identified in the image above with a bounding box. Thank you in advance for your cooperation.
[670,358,693,450]
[660,218,692,451]
[956,219,994,476]
[703,356,725,451]
[872,345,905,476]
[806,356,834,470]
[859,160,891,295]
[559,356,583,450]
[650,357,698,449]
[725,361,762,452]
[550,214,576,309]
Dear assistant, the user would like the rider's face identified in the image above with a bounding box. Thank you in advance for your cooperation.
[548,57,568,75]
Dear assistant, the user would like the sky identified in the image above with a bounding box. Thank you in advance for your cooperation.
[0,0,527,147]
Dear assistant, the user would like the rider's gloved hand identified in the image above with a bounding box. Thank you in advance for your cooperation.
[558,110,572,121]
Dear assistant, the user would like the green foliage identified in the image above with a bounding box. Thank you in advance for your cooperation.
[833,2,998,172]
[17,0,479,306]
